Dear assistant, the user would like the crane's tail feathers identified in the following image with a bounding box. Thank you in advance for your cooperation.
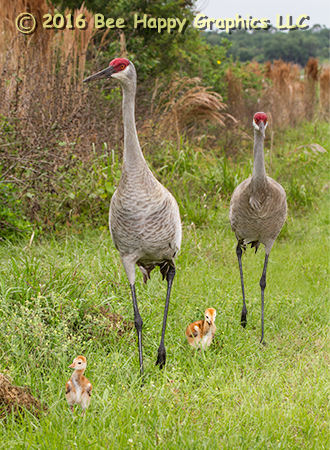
[138,265,154,284]
[250,240,261,253]
[159,261,175,281]
[238,239,260,254]
[138,261,175,284]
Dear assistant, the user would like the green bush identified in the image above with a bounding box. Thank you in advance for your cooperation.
[0,181,32,240]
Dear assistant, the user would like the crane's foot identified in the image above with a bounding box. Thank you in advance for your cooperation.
[156,347,166,369]
[241,310,247,328]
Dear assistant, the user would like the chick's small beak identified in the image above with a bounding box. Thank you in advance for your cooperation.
[259,120,265,138]
[69,363,75,368]
[83,65,115,83]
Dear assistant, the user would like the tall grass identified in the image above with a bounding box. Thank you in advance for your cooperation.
[0,0,329,239]
[149,121,329,227]
[0,0,94,86]
[304,58,320,120]
[1,118,328,238]
[225,58,328,129]
[152,75,230,144]
[319,67,330,117]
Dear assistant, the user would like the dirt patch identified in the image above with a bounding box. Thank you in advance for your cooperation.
[0,373,47,421]
[99,307,134,337]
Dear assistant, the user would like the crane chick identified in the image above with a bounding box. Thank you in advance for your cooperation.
[66,356,92,415]
[186,308,217,349]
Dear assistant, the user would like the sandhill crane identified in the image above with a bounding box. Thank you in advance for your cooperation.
[66,356,92,415]
[83,59,182,376]
[185,308,217,349]
[229,112,287,343]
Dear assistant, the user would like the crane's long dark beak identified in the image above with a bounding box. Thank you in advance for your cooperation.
[259,121,265,138]
[83,65,115,83]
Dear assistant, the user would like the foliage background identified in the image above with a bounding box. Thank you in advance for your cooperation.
[204,26,330,65]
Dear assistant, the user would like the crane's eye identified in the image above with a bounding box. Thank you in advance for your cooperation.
[78,362,81,364]
[254,119,258,123]
[120,64,125,70]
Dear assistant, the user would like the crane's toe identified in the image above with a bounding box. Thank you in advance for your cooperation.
[241,309,247,328]
[156,348,166,369]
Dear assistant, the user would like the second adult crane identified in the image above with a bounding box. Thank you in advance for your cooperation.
[229,112,287,343]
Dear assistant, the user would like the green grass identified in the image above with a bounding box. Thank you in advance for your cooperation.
[0,122,329,449]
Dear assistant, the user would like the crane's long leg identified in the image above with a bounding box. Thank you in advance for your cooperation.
[130,284,144,376]
[260,253,269,344]
[156,265,176,369]
[122,256,144,377]
[236,242,247,327]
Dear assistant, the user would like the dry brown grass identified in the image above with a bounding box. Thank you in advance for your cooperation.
[245,60,264,77]
[0,0,327,233]
[304,58,320,120]
[0,1,121,229]
[149,75,231,146]
[0,0,54,63]
[225,59,325,130]
[225,68,243,122]
[265,59,304,127]
[0,0,95,108]
[319,66,330,117]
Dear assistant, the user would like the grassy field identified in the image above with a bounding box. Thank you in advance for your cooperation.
[0,122,329,449]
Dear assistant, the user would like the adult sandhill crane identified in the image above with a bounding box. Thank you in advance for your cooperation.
[229,112,287,343]
[83,58,182,376]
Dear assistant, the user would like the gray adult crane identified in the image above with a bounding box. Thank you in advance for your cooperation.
[83,58,182,376]
[229,112,287,343]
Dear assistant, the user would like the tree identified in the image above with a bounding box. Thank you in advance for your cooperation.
[53,0,203,79]
[203,27,329,66]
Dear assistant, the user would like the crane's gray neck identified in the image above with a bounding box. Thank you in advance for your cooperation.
[121,77,147,170]
[252,130,267,184]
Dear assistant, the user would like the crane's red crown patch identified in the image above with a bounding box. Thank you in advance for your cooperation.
[254,112,268,123]
[109,58,130,72]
